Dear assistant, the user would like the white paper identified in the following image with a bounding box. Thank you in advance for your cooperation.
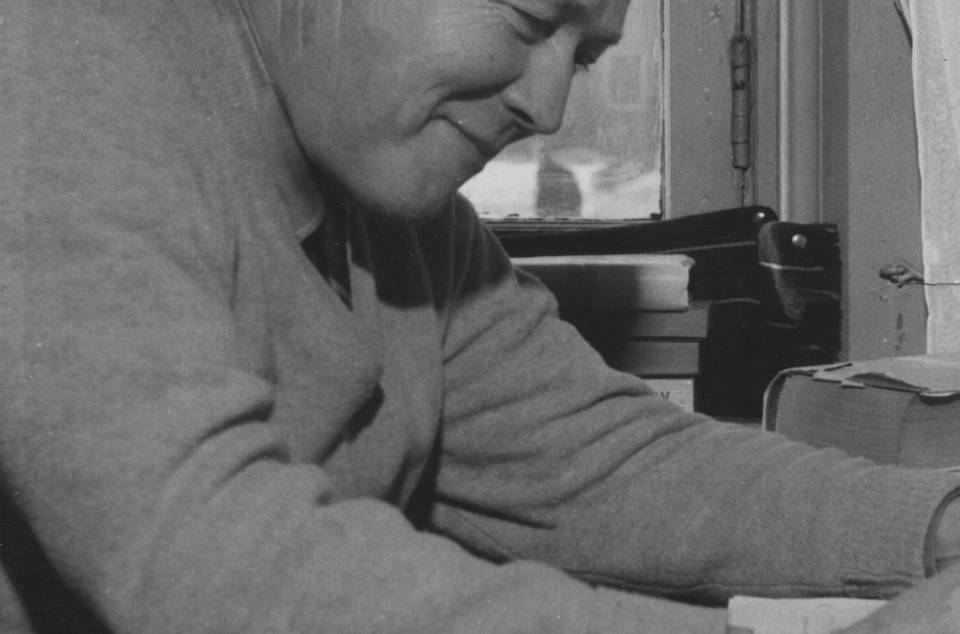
[726,596,885,634]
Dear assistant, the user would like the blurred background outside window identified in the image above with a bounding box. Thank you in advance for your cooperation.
[460,0,663,221]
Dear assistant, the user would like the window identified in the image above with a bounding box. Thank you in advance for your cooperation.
[460,0,663,222]
[460,0,782,226]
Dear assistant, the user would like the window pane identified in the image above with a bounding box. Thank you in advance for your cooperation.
[460,0,662,221]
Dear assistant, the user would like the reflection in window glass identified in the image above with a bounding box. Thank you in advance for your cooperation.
[460,0,662,221]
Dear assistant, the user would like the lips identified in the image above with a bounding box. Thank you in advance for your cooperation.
[443,117,500,161]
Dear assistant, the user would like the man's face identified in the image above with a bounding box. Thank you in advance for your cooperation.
[270,0,630,220]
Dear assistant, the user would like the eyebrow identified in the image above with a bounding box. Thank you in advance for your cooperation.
[557,0,625,45]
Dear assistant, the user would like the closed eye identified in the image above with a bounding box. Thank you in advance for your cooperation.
[574,42,611,73]
[574,52,596,73]
[512,7,558,41]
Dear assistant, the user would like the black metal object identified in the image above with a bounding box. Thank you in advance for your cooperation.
[494,207,842,419]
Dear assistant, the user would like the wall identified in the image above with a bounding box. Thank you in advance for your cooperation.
[820,0,926,359]
[665,0,779,216]
[664,0,924,359]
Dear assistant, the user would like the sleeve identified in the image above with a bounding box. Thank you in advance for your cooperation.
[431,199,960,601]
[0,5,727,633]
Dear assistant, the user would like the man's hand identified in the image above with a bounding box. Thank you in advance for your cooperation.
[836,560,960,633]
[836,499,960,633]
[935,497,960,571]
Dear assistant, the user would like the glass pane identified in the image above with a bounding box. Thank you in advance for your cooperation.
[460,0,662,221]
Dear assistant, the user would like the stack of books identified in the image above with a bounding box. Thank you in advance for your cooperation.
[513,254,708,411]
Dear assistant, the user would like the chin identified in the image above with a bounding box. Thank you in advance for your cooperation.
[313,160,468,225]
[357,192,456,226]
[342,175,463,225]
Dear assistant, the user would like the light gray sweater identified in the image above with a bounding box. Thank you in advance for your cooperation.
[1,1,958,632]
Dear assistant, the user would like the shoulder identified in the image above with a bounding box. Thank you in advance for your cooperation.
[9,1,249,121]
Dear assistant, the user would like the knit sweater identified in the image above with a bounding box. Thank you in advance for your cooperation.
[2,1,959,632]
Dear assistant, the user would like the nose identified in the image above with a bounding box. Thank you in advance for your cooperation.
[502,46,576,136]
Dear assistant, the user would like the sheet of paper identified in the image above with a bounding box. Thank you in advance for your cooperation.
[726,596,886,634]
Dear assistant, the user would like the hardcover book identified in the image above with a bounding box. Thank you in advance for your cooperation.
[763,353,960,469]
[591,339,701,378]
[563,300,711,340]
[512,253,693,311]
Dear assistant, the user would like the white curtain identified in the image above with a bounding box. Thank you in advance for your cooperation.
[901,0,960,352]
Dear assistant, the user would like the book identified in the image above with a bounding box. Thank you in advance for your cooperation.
[512,253,693,311]
[726,595,886,633]
[592,339,701,377]
[643,377,696,410]
[763,353,960,469]
[564,300,711,340]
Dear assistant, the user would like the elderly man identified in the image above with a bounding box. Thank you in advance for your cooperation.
[1,1,959,632]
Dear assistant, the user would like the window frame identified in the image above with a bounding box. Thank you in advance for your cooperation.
[485,0,783,236]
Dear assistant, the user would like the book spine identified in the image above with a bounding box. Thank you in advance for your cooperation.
[515,263,690,311]
[565,303,710,339]
[593,339,702,376]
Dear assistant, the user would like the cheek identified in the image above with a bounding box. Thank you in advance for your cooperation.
[425,13,528,85]
[323,7,527,137]
[288,5,530,202]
